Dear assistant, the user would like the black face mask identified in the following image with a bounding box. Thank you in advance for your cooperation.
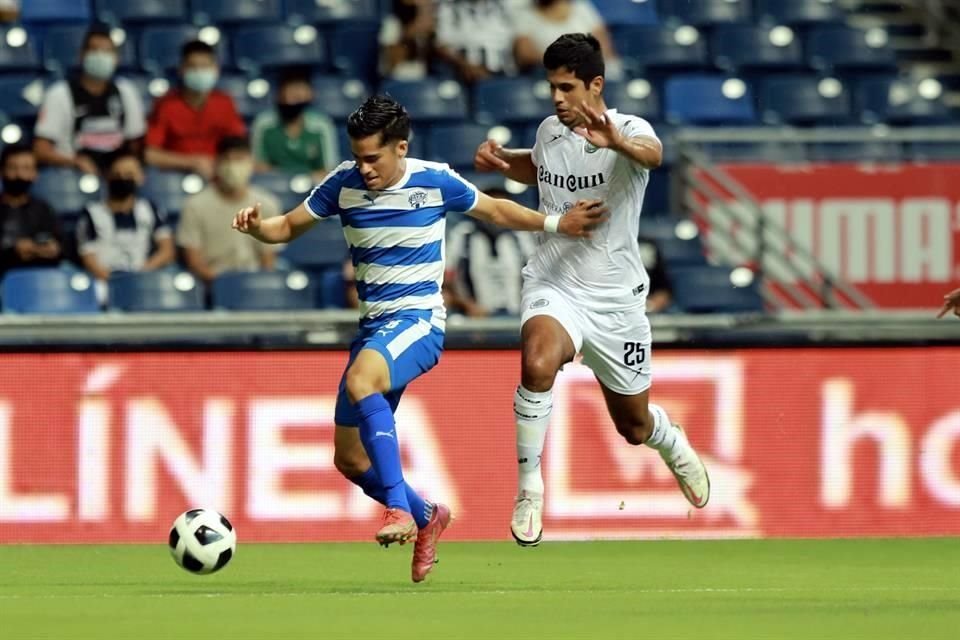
[107,178,138,199]
[277,100,310,123]
[3,177,33,197]
[536,0,558,6]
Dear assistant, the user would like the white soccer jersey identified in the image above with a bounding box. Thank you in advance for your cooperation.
[525,110,658,310]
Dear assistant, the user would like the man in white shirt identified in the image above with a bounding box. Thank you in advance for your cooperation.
[474,33,710,546]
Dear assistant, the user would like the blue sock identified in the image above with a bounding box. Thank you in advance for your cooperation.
[356,394,410,511]
[348,467,433,528]
[349,467,386,504]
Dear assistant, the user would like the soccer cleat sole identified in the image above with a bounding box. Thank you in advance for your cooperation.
[511,528,543,547]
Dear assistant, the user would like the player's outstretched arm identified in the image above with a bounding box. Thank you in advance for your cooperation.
[474,140,538,186]
[937,287,960,318]
[468,193,608,238]
[573,105,662,169]
[232,202,317,244]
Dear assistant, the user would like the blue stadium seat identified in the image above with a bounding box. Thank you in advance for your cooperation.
[426,124,508,170]
[0,26,40,71]
[34,169,99,216]
[310,76,370,121]
[710,25,804,73]
[250,171,310,213]
[657,0,751,27]
[140,25,229,74]
[668,265,764,313]
[0,75,46,122]
[190,0,282,25]
[754,0,843,26]
[95,0,188,23]
[108,271,204,312]
[19,0,91,23]
[473,78,553,126]
[907,142,960,162]
[613,26,708,73]
[217,74,273,119]
[806,26,898,72]
[759,76,852,125]
[280,219,348,268]
[141,169,206,217]
[285,0,380,23]
[318,266,347,308]
[42,25,137,76]
[328,23,380,82]
[1,269,99,314]
[664,75,756,124]
[380,79,468,122]
[806,140,904,162]
[593,0,659,26]
[605,80,661,121]
[657,236,708,266]
[232,25,326,73]
[856,77,952,125]
[211,271,317,310]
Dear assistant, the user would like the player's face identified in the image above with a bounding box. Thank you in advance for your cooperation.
[350,134,408,190]
[547,67,603,128]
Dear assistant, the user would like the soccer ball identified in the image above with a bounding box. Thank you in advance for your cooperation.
[168,508,237,575]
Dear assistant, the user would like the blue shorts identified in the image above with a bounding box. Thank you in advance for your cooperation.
[334,313,445,426]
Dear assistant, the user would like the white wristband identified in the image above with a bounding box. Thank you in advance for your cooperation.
[543,215,560,233]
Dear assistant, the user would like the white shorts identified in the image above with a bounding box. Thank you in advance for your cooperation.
[520,282,652,395]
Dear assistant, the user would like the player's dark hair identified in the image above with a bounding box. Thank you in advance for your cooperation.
[346,95,411,145]
[105,146,141,171]
[181,39,216,62]
[543,33,605,84]
[277,66,312,91]
[82,23,114,51]
[217,136,251,157]
[0,142,34,168]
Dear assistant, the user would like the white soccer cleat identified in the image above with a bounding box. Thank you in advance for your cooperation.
[661,424,710,509]
[510,490,544,547]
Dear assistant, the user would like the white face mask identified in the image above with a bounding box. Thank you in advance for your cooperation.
[83,51,117,80]
[217,159,253,190]
[184,68,219,93]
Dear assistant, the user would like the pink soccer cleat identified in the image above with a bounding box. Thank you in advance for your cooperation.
[411,503,452,583]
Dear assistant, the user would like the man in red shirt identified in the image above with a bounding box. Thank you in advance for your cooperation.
[145,40,245,180]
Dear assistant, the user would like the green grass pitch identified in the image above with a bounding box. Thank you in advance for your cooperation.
[1,539,957,639]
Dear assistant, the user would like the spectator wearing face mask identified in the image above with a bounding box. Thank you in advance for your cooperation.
[177,136,280,284]
[250,68,338,181]
[75,150,174,291]
[145,40,246,180]
[33,24,146,175]
[0,143,62,279]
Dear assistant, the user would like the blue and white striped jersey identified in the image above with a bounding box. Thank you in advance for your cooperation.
[304,158,479,328]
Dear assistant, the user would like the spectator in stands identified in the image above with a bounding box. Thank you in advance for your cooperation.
[145,40,246,180]
[177,137,280,284]
[0,0,18,22]
[379,0,436,80]
[251,68,339,180]
[512,0,622,78]
[638,235,673,313]
[0,143,62,278]
[33,24,146,175]
[434,0,517,83]
[444,189,534,316]
[76,150,174,287]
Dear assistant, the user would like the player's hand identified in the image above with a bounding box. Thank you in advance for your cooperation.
[936,287,960,318]
[558,199,608,238]
[232,202,262,234]
[474,139,510,173]
[572,104,623,150]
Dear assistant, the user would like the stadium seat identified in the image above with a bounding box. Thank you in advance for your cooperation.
[379,79,468,122]
[806,140,904,163]
[280,219,348,269]
[19,0,91,23]
[250,171,311,213]
[1,269,99,314]
[710,25,804,73]
[232,25,326,74]
[605,80,661,121]
[317,266,347,308]
[211,271,317,311]
[668,265,764,313]
[656,0,751,27]
[310,76,370,121]
[217,73,273,119]
[426,124,512,170]
[754,0,843,26]
[34,169,99,216]
[855,77,952,125]
[190,0,283,25]
[285,0,380,23]
[0,75,46,122]
[664,75,756,125]
[0,26,40,71]
[139,25,228,74]
[613,26,708,73]
[473,78,553,126]
[328,23,380,82]
[593,0,659,26]
[108,271,204,312]
[43,25,138,76]
[806,26,898,72]
[759,76,852,125]
[141,169,205,217]
[657,236,708,266]
[906,142,960,162]
[94,0,188,23]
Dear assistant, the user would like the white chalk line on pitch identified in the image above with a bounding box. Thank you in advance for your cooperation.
[0,585,958,600]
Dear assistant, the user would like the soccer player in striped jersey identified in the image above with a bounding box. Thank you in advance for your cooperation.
[232,95,605,582]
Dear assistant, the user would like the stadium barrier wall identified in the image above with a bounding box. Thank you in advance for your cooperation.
[1,348,958,543]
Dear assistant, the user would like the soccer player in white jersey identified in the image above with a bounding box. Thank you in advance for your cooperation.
[473,33,711,546]
[233,95,605,580]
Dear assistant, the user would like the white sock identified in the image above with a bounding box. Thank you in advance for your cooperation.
[644,403,679,457]
[514,385,552,495]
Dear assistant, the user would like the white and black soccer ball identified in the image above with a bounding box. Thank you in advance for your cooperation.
[168,508,237,575]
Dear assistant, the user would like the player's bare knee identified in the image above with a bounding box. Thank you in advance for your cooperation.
[521,348,560,392]
[333,445,367,478]
[616,414,653,446]
[345,368,382,404]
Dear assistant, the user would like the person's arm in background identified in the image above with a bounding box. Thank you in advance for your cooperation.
[143,206,175,271]
[33,83,99,174]
[177,197,217,283]
[937,288,960,318]
[144,97,215,178]
[118,79,146,159]
[250,112,275,173]
[75,208,111,280]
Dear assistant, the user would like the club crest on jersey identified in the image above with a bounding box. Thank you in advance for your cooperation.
[407,190,428,208]
[537,165,606,192]
[584,141,600,154]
